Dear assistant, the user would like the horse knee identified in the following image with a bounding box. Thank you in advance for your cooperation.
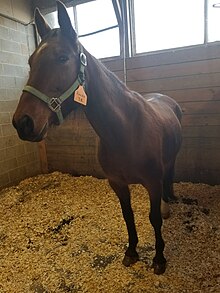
[161,199,170,219]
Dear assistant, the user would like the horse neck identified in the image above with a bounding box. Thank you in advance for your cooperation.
[83,51,131,143]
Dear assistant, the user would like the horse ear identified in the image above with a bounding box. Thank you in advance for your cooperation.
[34,8,51,39]
[57,0,77,42]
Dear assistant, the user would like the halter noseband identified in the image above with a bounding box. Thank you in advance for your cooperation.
[23,51,87,125]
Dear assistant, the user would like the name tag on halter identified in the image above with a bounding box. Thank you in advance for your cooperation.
[74,85,87,106]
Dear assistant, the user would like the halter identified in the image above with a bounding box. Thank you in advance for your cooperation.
[23,51,87,125]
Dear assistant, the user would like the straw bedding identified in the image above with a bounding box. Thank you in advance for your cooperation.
[0,172,219,293]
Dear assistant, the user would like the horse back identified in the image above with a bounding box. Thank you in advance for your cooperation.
[144,93,182,123]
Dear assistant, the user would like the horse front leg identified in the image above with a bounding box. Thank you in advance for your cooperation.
[147,181,166,274]
[108,180,139,266]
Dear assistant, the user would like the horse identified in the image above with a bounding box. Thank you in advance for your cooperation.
[12,1,182,275]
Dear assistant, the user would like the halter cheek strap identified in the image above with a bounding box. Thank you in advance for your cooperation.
[23,52,87,125]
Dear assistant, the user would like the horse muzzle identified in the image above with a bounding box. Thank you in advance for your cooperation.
[12,114,48,142]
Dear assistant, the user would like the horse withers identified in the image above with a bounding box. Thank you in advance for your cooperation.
[12,1,182,275]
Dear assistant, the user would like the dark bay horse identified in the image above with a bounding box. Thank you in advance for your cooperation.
[12,1,182,275]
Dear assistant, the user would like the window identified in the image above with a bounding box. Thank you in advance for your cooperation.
[76,0,120,58]
[45,0,120,59]
[208,0,220,42]
[44,0,220,58]
[45,7,75,29]
[133,0,204,54]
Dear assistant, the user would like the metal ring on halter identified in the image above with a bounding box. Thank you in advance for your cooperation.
[80,52,87,66]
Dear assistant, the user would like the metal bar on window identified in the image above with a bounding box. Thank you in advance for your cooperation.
[78,25,119,38]
[112,0,124,57]
[204,0,208,43]
[128,0,136,56]
[112,0,130,83]
[73,6,79,34]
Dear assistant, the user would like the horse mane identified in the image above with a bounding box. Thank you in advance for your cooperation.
[86,51,130,99]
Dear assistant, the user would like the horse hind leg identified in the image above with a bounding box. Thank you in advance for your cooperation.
[108,180,139,267]
[146,181,166,274]
[161,164,177,219]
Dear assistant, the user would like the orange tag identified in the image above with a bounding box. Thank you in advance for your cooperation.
[74,85,87,106]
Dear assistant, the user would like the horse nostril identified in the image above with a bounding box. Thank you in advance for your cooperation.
[17,115,34,139]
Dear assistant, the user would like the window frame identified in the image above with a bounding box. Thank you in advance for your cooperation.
[129,0,210,57]
[43,0,220,60]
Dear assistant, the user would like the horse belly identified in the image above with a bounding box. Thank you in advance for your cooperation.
[98,141,163,185]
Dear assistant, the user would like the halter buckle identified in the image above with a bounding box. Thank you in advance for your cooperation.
[48,97,61,112]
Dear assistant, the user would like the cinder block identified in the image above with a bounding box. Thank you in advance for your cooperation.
[0,26,9,40]
[26,161,41,177]
[15,77,27,89]
[24,142,38,153]
[0,113,10,124]
[0,172,10,189]
[16,23,26,33]
[2,123,17,136]
[7,88,22,101]
[17,152,36,166]
[9,166,27,183]
[1,39,21,54]
[3,64,25,77]
[0,63,3,75]
[1,100,18,112]
[1,76,16,89]
[5,135,20,148]
[0,149,6,161]
[0,158,18,175]
[10,29,26,44]
[0,89,7,100]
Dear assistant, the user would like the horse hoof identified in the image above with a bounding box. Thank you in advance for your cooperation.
[122,255,139,267]
[153,262,166,275]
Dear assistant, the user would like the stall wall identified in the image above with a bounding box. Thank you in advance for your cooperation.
[0,0,41,189]
[45,43,220,185]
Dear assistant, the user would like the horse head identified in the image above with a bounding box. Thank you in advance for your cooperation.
[12,1,84,142]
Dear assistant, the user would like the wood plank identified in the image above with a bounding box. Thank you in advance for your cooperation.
[125,59,220,82]
[127,72,220,93]
[180,100,220,115]
[174,167,219,185]
[182,125,220,138]
[182,113,220,127]
[104,43,220,72]
[176,148,220,174]
[163,88,220,103]
[126,43,220,69]
[181,137,220,149]
[104,58,124,72]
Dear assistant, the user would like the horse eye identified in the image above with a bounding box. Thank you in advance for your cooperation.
[58,55,69,63]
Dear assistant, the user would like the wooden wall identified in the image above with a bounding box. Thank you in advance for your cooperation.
[45,43,220,185]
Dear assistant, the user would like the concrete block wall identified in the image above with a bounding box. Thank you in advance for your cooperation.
[0,16,41,189]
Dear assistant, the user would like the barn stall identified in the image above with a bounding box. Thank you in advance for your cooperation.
[0,0,220,292]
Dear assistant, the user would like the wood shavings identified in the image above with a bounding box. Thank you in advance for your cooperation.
[0,172,219,292]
